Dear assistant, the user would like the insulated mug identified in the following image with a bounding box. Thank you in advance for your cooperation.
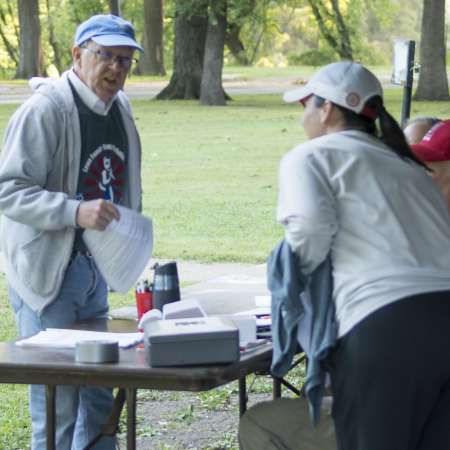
[152,262,180,311]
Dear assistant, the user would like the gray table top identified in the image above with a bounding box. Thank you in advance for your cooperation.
[0,319,272,391]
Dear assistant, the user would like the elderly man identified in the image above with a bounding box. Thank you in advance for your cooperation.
[0,14,142,450]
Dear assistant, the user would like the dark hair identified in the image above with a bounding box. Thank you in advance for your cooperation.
[314,95,429,171]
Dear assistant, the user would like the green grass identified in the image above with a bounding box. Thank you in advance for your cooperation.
[1,89,450,262]
[0,273,31,449]
[133,94,298,262]
[107,90,450,262]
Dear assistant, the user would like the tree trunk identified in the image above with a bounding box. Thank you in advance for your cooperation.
[225,22,250,66]
[330,0,352,59]
[414,0,449,100]
[16,0,43,79]
[200,1,228,106]
[140,0,166,76]
[307,0,353,60]
[45,0,63,74]
[156,10,207,100]
[109,0,121,16]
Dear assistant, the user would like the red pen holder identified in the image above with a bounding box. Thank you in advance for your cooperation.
[135,291,153,321]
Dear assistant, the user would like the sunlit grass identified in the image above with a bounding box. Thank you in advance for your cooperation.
[1,89,450,263]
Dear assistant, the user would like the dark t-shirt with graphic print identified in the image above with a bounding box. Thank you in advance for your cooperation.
[70,82,128,253]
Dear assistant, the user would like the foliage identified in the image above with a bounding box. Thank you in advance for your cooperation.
[251,0,422,67]
[227,0,285,66]
[288,47,336,66]
[66,0,109,23]
[0,0,19,74]
[0,0,435,77]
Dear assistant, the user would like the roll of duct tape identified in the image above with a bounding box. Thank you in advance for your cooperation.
[75,340,119,364]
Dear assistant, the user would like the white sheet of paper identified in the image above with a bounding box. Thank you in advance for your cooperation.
[16,328,143,348]
[83,205,153,293]
[234,307,270,317]
[254,295,271,307]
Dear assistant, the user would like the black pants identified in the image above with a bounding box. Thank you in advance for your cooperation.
[326,291,450,450]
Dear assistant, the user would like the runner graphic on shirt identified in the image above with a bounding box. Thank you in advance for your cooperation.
[77,144,126,204]
[98,156,116,202]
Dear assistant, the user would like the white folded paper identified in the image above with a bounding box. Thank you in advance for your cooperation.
[83,205,153,293]
[16,328,143,349]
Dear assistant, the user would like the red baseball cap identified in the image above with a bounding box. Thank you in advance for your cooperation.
[410,120,450,162]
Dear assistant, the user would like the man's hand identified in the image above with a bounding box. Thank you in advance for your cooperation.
[76,199,120,231]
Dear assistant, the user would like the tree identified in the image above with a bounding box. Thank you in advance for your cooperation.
[306,0,353,60]
[225,22,249,65]
[0,0,19,66]
[45,0,63,74]
[156,1,208,100]
[200,0,228,105]
[16,0,43,78]
[414,0,449,100]
[140,0,166,76]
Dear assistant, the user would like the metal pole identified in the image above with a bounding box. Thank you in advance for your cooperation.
[109,0,121,16]
[401,40,415,127]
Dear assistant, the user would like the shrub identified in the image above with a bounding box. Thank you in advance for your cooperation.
[288,48,336,66]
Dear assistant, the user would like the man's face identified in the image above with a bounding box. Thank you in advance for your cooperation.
[72,41,134,103]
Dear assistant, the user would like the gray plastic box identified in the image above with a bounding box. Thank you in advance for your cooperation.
[145,317,240,367]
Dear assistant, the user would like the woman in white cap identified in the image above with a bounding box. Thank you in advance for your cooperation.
[241,62,450,450]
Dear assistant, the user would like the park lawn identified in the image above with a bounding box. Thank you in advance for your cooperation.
[1,91,450,263]
[0,90,450,448]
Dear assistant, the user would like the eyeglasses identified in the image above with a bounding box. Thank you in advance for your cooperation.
[81,46,137,68]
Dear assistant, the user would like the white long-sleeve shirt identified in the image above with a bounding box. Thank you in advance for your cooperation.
[277,130,450,337]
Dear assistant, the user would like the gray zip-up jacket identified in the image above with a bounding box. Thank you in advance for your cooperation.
[0,71,142,314]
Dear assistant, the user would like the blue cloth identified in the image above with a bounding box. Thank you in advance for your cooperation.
[268,239,337,426]
[9,254,115,450]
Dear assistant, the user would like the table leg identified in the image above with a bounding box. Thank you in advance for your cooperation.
[238,377,247,417]
[126,388,137,450]
[45,385,56,450]
[273,377,282,399]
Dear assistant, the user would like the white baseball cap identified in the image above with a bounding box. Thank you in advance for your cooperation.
[283,61,383,119]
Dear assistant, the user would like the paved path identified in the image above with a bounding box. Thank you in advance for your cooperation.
[0,72,395,105]
[145,257,264,284]
[0,252,264,282]
[0,76,298,104]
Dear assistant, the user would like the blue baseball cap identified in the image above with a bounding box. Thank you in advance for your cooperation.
[74,14,143,52]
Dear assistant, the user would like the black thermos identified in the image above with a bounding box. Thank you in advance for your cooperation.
[152,262,180,311]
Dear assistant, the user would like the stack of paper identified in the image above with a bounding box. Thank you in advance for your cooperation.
[83,205,153,293]
[16,328,143,349]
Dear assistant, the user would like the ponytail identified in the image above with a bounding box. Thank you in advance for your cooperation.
[314,95,429,171]
[376,101,429,170]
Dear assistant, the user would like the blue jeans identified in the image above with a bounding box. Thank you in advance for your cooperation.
[9,254,116,450]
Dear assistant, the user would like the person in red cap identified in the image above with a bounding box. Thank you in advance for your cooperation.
[410,120,450,213]
[239,61,450,450]
[403,116,442,145]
